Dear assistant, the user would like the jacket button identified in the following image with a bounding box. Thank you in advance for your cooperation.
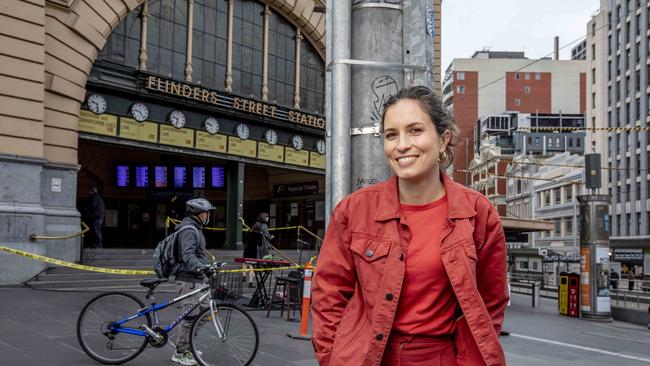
[398,253,405,261]
[385,293,394,301]
[375,333,384,341]
[365,249,374,257]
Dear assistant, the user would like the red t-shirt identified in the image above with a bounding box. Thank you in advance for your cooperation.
[393,195,459,336]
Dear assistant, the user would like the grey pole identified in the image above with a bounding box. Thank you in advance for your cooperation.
[324,0,333,227]
[328,0,352,214]
[348,0,436,193]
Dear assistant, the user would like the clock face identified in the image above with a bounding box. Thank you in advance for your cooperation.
[264,129,278,145]
[87,94,107,114]
[235,123,250,140]
[130,102,149,122]
[168,110,186,128]
[316,139,326,155]
[291,135,304,150]
[204,117,220,134]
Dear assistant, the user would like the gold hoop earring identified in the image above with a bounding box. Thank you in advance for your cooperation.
[438,150,447,164]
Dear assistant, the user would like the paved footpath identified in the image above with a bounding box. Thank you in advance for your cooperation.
[1,287,649,365]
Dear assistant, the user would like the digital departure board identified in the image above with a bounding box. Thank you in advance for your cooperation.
[193,166,206,188]
[154,166,168,188]
[116,165,130,187]
[135,166,149,188]
[174,166,187,188]
[211,166,225,188]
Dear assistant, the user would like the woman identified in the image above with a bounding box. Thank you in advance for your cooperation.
[251,212,273,259]
[311,86,508,366]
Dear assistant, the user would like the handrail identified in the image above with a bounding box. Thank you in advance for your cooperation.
[29,222,90,241]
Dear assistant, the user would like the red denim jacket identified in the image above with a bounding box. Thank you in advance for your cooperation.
[311,171,509,366]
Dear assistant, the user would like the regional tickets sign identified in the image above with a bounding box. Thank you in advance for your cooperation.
[78,110,117,136]
[159,125,194,148]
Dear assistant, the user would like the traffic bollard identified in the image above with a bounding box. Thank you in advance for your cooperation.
[287,261,313,340]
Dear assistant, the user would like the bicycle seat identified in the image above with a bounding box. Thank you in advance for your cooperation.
[140,278,168,290]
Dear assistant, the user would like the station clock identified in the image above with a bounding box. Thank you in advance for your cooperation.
[130,102,149,122]
[203,117,220,134]
[168,110,186,129]
[264,129,278,145]
[316,139,326,155]
[86,94,107,114]
[235,123,250,140]
[291,135,304,150]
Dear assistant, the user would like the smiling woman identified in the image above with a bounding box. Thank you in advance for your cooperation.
[311,87,509,366]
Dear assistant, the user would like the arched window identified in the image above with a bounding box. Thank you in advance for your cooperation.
[191,0,228,89]
[267,11,296,108]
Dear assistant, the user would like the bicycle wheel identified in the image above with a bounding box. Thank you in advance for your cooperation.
[190,303,259,366]
[77,292,151,365]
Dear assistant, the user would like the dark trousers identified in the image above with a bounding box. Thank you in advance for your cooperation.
[92,218,103,248]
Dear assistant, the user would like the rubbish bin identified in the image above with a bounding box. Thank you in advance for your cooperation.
[558,272,580,318]
[567,273,580,318]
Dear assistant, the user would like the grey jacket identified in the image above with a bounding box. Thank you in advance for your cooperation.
[175,216,208,283]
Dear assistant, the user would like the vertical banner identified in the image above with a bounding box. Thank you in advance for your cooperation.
[595,247,611,312]
[580,246,591,312]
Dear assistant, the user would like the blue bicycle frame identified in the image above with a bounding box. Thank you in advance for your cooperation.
[110,284,211,337]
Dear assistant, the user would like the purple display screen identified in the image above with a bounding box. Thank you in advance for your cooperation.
[154,166,167,188]
[193,167,206,188]
[116,165,130,187]
[135,166,149,188]
[174,166,187,188]
[211,167,225,188]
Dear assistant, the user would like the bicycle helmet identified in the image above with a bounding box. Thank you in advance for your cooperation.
[186,198,216,215]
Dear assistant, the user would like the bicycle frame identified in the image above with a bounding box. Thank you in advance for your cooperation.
[111,284,212,337]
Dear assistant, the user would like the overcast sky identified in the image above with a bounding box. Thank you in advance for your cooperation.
[441,0,599,71]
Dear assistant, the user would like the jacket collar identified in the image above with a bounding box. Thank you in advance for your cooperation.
[375,169,477,222]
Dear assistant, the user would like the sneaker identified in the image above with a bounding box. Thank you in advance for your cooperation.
[171,351,197,366]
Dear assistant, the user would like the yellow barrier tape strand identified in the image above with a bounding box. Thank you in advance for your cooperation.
[0,245,155,275]
[269,244,298,265]
[0,245,306,275]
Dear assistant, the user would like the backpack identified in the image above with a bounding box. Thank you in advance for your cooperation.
[153,225,199,278]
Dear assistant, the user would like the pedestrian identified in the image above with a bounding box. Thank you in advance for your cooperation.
[242,224,261,288]
[88,185,105,248]
[628,270,635,291]
[251,212,273,259]
[311,86,509,366]
[609,269,619,289]
[171,198,215,366]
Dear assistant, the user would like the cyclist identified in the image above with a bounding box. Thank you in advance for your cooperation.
[172,198,215,366]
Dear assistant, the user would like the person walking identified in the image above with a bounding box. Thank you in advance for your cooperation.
[88,185,105,248]
[251,212,273,259]
[171,198,215,366]
[628,269,635,291]
[311,86,508,366]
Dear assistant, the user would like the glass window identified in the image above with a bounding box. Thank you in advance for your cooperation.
[147,0,187,80]
[230,0,264,98]
[191,0,228,90]
[535,72,541,80]
[457,72,465,80]
[97,7,142,67]
[268,11,297,108]
[457,85,465,93]
[300,38,325,114]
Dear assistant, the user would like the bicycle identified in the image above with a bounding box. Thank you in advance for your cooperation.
[76,262,259,366]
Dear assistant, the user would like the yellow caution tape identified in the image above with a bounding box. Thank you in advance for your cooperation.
[0,245,155,275]
[0,245,307,275]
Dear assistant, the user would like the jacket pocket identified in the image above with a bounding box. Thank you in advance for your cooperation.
[350,236,392,296]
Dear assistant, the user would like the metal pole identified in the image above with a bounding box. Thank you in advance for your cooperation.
[328,0,352,212]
